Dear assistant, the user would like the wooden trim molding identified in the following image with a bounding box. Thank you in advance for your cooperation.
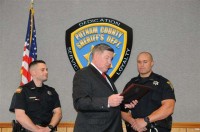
[58,122,74,127]
[172,122,200,128]
[0,122,200,128]
[0,123,12,128]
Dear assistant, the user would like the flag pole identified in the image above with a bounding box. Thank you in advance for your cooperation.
[20,0,37,85]
[29,0,34,47]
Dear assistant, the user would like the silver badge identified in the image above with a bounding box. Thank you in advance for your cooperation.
[47,91,52,95]
[153,81,159,86]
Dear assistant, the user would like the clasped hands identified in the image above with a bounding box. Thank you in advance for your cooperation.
[33,125,52,132]
[129,118,148,132]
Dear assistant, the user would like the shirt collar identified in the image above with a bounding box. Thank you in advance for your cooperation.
[138,72,155,81]
[91,62,103,74]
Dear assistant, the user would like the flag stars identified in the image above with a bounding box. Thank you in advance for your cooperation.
[26,43,30,47]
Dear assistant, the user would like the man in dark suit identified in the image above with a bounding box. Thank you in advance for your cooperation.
[73,43,136,132]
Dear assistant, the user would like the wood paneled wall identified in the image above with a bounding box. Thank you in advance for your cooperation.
[0,122,199,132]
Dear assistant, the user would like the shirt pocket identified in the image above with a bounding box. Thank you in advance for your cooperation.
[27,98,40,111]
[41,94,55,110]
[151,90,162,106]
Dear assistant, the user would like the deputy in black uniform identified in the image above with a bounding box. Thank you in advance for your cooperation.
[9,60,62,132]
[121,52,176,132]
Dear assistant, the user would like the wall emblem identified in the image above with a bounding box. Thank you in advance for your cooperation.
[65,17,133,82]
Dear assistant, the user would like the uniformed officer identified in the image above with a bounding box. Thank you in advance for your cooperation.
[9,60,62,132]
[121,52,176,132]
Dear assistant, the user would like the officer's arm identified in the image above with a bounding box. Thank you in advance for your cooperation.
[121,111,135,126]
[148,99,175,123]
[48,107,62,128]
[15,109,40,131]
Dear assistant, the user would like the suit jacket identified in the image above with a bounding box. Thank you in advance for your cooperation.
[73,64,123,132]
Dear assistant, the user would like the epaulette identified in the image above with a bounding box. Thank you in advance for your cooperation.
[15,86,23,93]
[167,81,174,90]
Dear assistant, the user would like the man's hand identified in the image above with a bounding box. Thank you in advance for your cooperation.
[131,118,147,132]
[124,100,138,109]
[36,125,51,132]
[108,94,123,107]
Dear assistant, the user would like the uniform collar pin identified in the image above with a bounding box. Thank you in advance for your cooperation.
[47,91,52,95]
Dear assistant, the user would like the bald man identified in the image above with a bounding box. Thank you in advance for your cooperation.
[121,52,176,132]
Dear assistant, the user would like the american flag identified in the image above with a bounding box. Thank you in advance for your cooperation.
[20,5,37,86]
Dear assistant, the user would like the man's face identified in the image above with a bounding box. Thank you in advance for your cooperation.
[93,50,114,73]
[34,63,48,82]
[137,53,153,77]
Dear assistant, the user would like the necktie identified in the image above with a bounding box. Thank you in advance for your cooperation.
[102,73,106,79]
[102,73,114,91]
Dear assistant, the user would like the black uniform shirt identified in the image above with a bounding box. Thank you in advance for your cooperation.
[10,81,61,126]
[122,72,175,118]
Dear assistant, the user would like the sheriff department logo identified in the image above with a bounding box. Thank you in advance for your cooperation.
[65,17,133,82]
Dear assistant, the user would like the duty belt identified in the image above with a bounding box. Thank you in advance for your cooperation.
[12,120,57,132]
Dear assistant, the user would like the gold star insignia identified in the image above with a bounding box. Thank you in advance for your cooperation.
[83,45,94,65]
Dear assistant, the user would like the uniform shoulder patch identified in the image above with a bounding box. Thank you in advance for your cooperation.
[167,81,174,90]
[15,87,23,93]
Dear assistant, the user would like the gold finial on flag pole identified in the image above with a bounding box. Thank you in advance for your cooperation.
[30,0,34,14]
[30,0,34,9]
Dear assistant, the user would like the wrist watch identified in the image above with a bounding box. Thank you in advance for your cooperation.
[144,116,150,124]
[47,125,54,130]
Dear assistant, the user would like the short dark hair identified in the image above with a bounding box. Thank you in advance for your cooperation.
[91,43,114,57]
[29,60,46,69]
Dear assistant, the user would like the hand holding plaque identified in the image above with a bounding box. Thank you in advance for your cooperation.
[120,83,152,103]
